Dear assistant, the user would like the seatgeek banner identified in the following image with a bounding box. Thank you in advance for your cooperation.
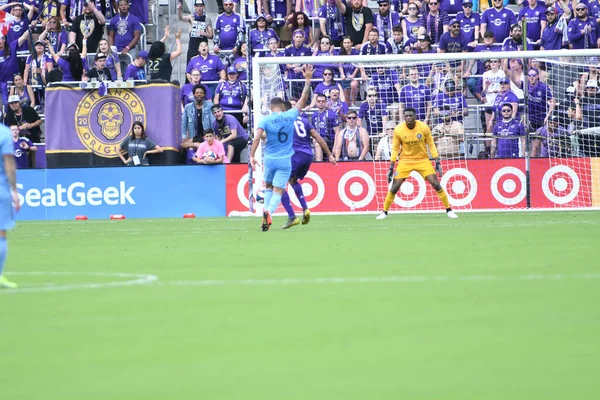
[44,83,181,159]
[226,159,597,214]
[16,166,226,220]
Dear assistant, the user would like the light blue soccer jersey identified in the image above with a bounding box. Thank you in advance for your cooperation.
[258,108,299,159]
[0,124,13,196]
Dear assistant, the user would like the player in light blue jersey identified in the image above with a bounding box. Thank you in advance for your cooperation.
[280,100,336,229]
[250,65,314,232]
[0,123,20,289]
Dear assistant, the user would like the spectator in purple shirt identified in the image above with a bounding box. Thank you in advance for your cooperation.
[502,23,534,52]
[311,35,336,80]
[46,40,88,82]
[213,0,245,54]
[327,87,350,123]
[311,93,341,160]
[284,30,312,99]
[186,41,226,99]
[358,87,388,137]
[418,0,449,45]
[10,124,37,169]
[526,67,555,156]
[336,36,363,106]
[433,80,468,124]
[360,28,388,55]
[0,31,30,105]
[249,14,279,53]
[440,0,463,15]
[402,2,420,50]
[519,0,547,45]
[492,103,525,158]
[285,11,313,47]
[213,66,248,126]
[211,104,248,162]
[38,16,67,56]
[439,19,468,71]
[231,42,248,82]
[567,3,600,49]
[107,0,141,54]
[540,7,565,50]
[319,0,346,47]
[374,0,401,44]
[123,50,148,80]
[480,0,517,42]
[399,67,433,124]
[488,77,520,131]
[181,68,201,108]
[309,67,346,108]
[455,1,480,48]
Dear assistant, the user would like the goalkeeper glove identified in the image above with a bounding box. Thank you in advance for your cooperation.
[435,159,443,177]
[387,166,394,183]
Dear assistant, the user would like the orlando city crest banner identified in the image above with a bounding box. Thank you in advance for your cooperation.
[45,83,182,167]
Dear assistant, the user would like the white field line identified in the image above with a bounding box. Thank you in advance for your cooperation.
[165,273,600,287]
[1,271,158,294]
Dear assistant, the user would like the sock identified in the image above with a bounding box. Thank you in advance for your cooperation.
[436,188,450,209]
[280,191,295,218]
[0,237,7,276]
[292,182,308,210]
[263,189,273,212]
[383,191,395,212]
[267,192,282,214]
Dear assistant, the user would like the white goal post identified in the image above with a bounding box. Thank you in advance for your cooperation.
[248,49,600,214]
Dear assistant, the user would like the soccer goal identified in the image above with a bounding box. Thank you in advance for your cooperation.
[249,49,600,214]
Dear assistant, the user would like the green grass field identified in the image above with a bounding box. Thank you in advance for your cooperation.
[2,211,600,399]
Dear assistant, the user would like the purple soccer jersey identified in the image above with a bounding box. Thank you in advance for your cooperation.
[481,7,517,42]
[518,4,546,42]
[370,70,400,106]
[0,41,20,84]
[440,0,463,15]
[124,63,145,80]
[292,116,315,156]
[214,12,245,50]
[540,20,564,50]
[358,102,388,136]
[335,47,360,77]
[215,80,247,110]
[108,13,142,51]
[434,92,468,122]
[314,82,342,98]
[284,44,312,79]
[404,18,421,46]
[186,54,225,81]
[360,41,388,55]
[399,83,432,121]
[212,114,249,140]
[249,28,279,51]
[438,31,468,53]
[311,108,340,143]
[319,3,346,42]
[527,81,553,125]
[492,90,520,124]
[6,18,28,52]
[374,11,402,42]
[181,83,194,107]
[493,119,524,158]
[455,11,480,43]
[13,137,33,169]
[231,55,248,81]
[567,17,600,49]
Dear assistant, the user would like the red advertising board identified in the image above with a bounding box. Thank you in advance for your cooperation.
[225,159,593,214]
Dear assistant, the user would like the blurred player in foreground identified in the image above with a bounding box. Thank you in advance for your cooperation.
[250,65,313,232]
[279,100,337,229]
[0,123,20,289]
[376,108,458,220]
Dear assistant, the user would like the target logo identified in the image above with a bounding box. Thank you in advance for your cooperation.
[440,168,478,207]
[542,166,580,205]
[490,167,526,205]
[236,172,251,208]
[288,171,325,209]
[393,171,427,208]
[338,170,376,208]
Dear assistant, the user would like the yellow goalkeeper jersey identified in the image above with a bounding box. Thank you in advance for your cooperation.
[390,120,439,162]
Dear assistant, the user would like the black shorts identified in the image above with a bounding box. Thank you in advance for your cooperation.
[225,136,248,163]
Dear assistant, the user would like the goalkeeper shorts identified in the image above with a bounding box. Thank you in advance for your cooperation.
[395,160,436,179]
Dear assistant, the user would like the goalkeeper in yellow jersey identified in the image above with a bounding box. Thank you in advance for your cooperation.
[376,108,458,219]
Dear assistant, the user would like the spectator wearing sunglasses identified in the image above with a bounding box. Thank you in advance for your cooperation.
[491,103,525,159]
[358,87,389,138]
[374,0,401,44]
[567,3,600,49]
[418,0,449,45]
[455,1,480,48]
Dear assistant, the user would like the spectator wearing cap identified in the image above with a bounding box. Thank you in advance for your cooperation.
[374,0,401,44]
[182,83,215,150]
[518,0,547,46]
[10,124,38,169]
[336,0,374,50]
[24,40,50,87]
[491,103,525,159]
[319,0,346,47]
[455,0,480,48]
[480,0,517,42]
[178,0,214,65]
[87,52,112,81]
[438,19,468,72]
[526,67,555,156]
[0,30,30,105]
[249,14,279,53]
[213,0,246,55]
[568,3,600,49]
[402,2,420,50]
[211,104,249,163]
[540,7,566,50]
[285,11,313,47]
[5,94,43,143]
[488,77,519,131]
[68,0,106,53]
[186,41,226,99]
[411,34,435,77]
[213,66,248,126]
[46,40,89,82]
[418,0,449,45]
[124,50,148,80]
[107,0,142,56]
[148,26,183,81]
[536,114,571,157]
[285,29,312,99]
[433,80,468,124]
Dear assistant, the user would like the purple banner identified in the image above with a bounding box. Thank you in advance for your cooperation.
[45,83,181,158]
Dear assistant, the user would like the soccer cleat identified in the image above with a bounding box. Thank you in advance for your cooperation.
[261,211,272,232]
[282,217,300,229]
[376,211,388,220]
[0,275,18,289]
[302,209,311,225]
[447,210,459,219]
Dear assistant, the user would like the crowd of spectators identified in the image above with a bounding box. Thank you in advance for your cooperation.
[1,0,600,167]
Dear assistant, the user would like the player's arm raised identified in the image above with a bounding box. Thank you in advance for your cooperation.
[310,128,337,165]
[294,65,314,111]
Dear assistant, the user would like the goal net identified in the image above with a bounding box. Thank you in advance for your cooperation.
[250,49,600,214]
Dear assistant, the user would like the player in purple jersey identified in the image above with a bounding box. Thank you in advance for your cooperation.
[399,67,432,124]
[518,0,547,45]
[10,125,37,169]
[480,0,517,42]
[311,93,341,160]
[492,103,525,158]
[455,0,480,47]
[213,0,245,53]
[526,68,555,156]
[279,101,336,229]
